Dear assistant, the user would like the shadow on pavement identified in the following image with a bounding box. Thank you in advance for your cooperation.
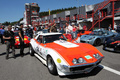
[0,52,6,56]
[15,52,30,58]
[103,49,120,54]
[60,65,103,79]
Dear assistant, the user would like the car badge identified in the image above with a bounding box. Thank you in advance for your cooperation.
[57,58,61,63]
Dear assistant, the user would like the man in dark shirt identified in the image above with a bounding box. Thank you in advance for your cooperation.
[18,24,24,57]
[3,25,15,59]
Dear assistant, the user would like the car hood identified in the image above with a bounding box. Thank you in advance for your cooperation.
[46,40,103,66]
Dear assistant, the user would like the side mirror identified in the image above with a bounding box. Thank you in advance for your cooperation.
[44,45,46,47]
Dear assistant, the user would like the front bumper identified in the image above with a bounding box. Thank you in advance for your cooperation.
[57,57,104,76]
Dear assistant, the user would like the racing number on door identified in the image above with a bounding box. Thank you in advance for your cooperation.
[35,46,42,55]
[36,46,39,52]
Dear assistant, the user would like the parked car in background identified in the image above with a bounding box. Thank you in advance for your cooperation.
[103,33,120,52]
[29,32,104,76]
[80,28,116,46]
[14,31,30,48]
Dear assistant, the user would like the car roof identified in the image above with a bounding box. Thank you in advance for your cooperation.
[37,32,62,36]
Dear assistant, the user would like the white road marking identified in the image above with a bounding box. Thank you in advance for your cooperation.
[101,64,120,76]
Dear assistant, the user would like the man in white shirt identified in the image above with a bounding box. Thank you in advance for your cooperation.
[65,22,73,34]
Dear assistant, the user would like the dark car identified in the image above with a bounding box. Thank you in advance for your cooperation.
[80,28,116,46]
[103,33,120,52]
[14,31,30,48]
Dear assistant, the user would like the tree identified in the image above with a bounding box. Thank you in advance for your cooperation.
[2,21,10,26]
[39,7,77,18]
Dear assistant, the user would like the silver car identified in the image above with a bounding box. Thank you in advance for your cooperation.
[80,28,116,46]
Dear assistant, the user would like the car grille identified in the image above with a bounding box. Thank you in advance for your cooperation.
[70,61,101,72]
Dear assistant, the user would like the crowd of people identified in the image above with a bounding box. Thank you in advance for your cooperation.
[108,23,120,32]
[3,21,120,60]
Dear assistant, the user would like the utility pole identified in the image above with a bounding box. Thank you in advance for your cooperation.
[76,0,80,15]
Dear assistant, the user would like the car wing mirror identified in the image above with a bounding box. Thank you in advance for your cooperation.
[44,45,46,47]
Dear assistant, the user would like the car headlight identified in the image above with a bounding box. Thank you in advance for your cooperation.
[93,53,100,59]
[89,37,95,40]
[78,58,84,63]
[72,58,86,64]
[72,58,77,64]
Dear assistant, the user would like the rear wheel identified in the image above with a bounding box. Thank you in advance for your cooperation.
[47,56,57,75]
[29,45,34,56]
[94,39,101,46]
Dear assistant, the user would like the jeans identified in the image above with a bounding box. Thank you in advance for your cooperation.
[20,41,24,55]
[6,41,15,57]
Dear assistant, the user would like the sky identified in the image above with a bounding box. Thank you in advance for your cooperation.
[0,0,104,23]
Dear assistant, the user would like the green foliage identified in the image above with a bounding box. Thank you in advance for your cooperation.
[2,18,23,26]
[2,21,10,26]
[39,7,77,18]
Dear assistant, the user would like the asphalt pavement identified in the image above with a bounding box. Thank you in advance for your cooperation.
[0,43,120,80]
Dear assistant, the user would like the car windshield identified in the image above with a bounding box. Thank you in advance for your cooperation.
[90,31,103,35]
[43,34,66,43]
[14,32,19,36]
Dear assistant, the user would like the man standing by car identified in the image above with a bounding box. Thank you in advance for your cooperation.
[18,24,24,57]
[3,25,15,59]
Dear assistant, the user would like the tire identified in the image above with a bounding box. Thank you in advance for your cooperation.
[114,46,119,52]
[29,45,34,56]
[47,56,57,75]
[103,45,106,50]
[94,39,101,46]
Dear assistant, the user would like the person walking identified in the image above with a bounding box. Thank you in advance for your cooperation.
[18,24,24,57]
[3,25,15,59]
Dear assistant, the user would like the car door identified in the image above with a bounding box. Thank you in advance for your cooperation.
[35,35,47,59]
[34,35,43,57]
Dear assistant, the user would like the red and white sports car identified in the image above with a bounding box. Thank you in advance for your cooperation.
[29,32,104,76]
[14,31,30,48]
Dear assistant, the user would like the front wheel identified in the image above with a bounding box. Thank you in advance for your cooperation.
[29,45,34,56]
[47,56,57,75]
[94,39,101,46]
